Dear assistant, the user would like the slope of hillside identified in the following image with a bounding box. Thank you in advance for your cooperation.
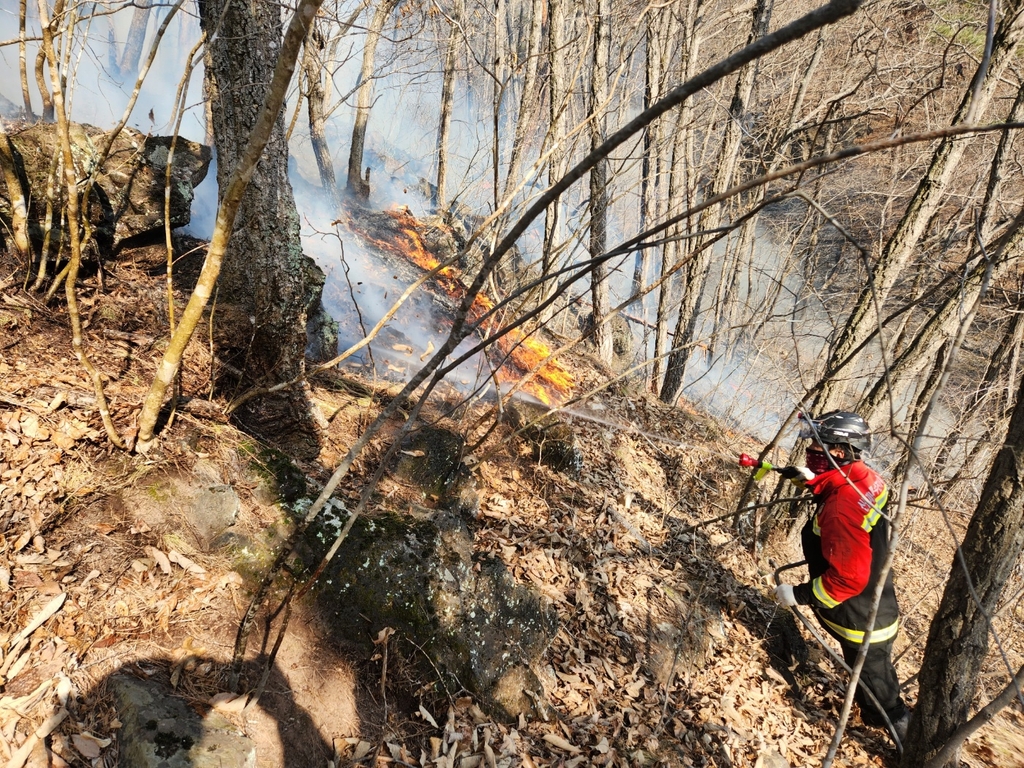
[2,253,1023,768]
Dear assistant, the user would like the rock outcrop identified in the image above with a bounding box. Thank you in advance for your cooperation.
[0,121,210,252]
[305,506,557,721]
[110,674,255,768]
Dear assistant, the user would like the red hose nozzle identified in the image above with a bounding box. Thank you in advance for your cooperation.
[739,453,758,468]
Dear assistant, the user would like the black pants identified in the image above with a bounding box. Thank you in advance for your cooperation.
[838,638,908,726]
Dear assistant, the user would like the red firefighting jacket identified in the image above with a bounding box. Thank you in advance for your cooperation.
[793,460,900,645]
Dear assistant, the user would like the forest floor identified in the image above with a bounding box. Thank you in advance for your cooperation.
[2,248,1024,768]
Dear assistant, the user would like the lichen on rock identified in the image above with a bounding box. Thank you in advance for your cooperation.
[303,508,557,721]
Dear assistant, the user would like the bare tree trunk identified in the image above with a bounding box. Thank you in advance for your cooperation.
[19,0,34,118]
[587,0,612,363]
[490,0,507,216]
[346,0,401,199]
[539,0,567,324]
[661,0,772,404]
[199,0,328,457]
[0,127,32,264]
[36,0,122,448]
[500,0,543,205]
[653,126,684,390]
[859,231,1021,426]
[815,0,1024,411]
[652,0,696,390]
[901,354,1024,766]
[119,2,151,78]
[303,18,340,212]
[137,0,325,451]
[435,0,462,210]
[35,44,53,122]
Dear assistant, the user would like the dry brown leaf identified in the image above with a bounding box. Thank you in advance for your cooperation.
[210,692,249,712]
[12,592,66,646]
[145,546,173,576]
[71,732,110,759]
[168,550,205,575]
[419,704,439,728]
[352,741,373,760]
[541,732,580,754]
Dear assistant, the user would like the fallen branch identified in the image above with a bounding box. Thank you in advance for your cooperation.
[4,707,67,768]
[12,592,65,647]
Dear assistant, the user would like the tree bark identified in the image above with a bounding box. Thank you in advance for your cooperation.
[435,0,462,211]
[815,0,1024,412]
[901,346,1024,766]
[499,0,544,207]
[0,126,32,263]
[859,229,1021,426]
[141,0,327,458]
[119,2,151,78]
[303,17,341,212]
[19,0,34,118]
[587,0,612,363]
[539,0,568,324]
[346,0,401,199]
[661,0,772,404]
[202,0,327,451]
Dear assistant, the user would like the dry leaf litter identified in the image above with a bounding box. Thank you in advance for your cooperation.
[2,265,1024,768]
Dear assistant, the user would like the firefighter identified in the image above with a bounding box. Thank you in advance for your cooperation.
[773,411,911,745]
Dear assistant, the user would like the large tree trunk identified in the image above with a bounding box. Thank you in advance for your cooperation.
[119,3,151,78]
[0,126,32,263]
[200,0,327,459]
[19,0,34,118]
[652,0,695,390]
[434,0,462,211]
[346,0,401,200]
[539,0,568,325]
[499,0,543,207]
[661,0,771,404]
[901,350,1024,766]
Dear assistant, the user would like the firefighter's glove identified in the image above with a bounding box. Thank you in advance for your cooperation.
[779,466,815,485]
[774,584,798,607]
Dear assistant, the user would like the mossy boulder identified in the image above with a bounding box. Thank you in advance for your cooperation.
[0,121,210,252]
[305,509,557,721]
[392,426,480,517]
[506,401,583,477]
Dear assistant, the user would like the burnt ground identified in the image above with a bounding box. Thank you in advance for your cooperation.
[2,244,1024,768]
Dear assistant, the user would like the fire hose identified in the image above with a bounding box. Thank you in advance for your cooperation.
[773,560,904,754]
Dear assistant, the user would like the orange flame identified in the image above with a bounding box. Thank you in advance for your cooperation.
[359,207,573,404]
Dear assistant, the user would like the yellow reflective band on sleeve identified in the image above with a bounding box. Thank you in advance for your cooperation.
[812,515,821,536]
[861,485,889,532]
[812,577,841,609]
[819,616,899,644]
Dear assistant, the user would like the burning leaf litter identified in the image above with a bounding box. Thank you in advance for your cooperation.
[337,205,574,405]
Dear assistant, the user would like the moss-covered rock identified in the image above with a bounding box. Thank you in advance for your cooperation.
[305,509,557,721]
[242,443,307,504]
[506,401,583,477]
[1,122,210,252]
[391,426,480,517]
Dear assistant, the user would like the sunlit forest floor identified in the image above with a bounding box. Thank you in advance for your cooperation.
[2,251,1024,767]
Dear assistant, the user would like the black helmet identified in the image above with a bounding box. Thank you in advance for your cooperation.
[799,411,872,454]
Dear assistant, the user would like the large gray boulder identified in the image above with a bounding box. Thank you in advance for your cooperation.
[110,674,255,768]
[305,508,557,721]
[0,121,210,251]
